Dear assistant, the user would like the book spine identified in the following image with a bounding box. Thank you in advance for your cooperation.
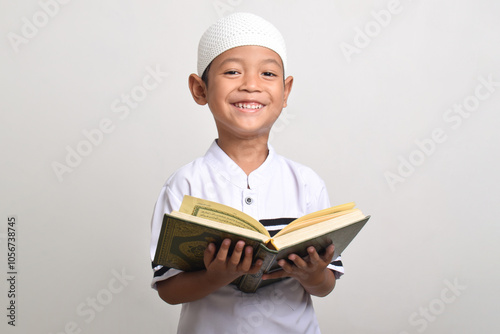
[237,244,277,293]
[153,215,173,265]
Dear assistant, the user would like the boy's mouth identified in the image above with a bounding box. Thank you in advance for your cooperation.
[232,102,265,110]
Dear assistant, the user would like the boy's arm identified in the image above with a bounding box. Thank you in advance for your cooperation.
[157,239,263,304]
[261,244,336,297]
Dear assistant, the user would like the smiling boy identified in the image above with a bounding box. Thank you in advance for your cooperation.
[190,45,293,175]
[150,12,342,334]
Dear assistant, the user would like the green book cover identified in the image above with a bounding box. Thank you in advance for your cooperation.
[153,214,270,272]
[237,215,370,292]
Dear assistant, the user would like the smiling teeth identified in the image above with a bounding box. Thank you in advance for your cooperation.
[234,103,263,109]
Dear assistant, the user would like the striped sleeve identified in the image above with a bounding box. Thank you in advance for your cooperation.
[328,256,344,279]
[151,263,183,290]
[150,183,184,290]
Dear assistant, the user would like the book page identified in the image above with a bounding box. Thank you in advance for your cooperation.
[179,195,270,237]
[274,202,356,238]
[291,202,356,224]
[272,211,368,251]
[274,208,359,238]
[155,212,270,272]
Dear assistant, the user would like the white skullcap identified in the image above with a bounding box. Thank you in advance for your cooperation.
[197,12,287,77]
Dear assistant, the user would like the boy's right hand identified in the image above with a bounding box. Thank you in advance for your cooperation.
[157,238,263,304]
[203,238,263,288]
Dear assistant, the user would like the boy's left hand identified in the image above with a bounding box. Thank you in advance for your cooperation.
[261,244,336,296]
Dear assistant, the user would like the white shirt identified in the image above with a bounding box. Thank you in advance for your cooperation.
[150,141,343,334]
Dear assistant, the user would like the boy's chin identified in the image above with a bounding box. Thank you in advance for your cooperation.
[217,130,272,142]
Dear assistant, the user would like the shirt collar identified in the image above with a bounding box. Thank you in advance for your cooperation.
[204,140,276,190]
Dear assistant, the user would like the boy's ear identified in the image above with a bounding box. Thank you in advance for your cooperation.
[188,74,208,105]
[282,76,294,108]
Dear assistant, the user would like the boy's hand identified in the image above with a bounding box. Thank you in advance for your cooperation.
[157,238,263,305]
[203,238,263,288]
[261,244,336,297]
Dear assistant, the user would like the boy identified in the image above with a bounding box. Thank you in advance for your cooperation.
[150,12,343,334]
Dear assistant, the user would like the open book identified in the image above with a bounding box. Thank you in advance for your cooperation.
[153,195,370,293]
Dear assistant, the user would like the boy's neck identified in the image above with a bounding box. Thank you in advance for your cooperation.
[216,136,269,176]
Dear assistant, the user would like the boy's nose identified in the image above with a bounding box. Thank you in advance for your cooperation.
[239,73,262,92]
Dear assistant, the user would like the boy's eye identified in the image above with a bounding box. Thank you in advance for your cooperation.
[262,72,276,77]
[224,70,239,75]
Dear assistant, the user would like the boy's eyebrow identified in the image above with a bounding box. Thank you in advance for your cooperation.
[260,58,283,68]
[218,57,283,69]
[218,57,243,67]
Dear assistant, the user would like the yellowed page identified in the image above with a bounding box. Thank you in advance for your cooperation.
[169,211,270,243]
[274,202,356,237]
[291,202,356,225]
[271,211,368,251]
[274,208,359,238]
[179,195,270,237]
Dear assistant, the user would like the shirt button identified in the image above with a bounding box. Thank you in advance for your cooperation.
[245,197,253,205]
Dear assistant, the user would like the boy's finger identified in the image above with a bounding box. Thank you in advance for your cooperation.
[307,246,321,264]
[203,243,216,267]
[229,241,245,267]
[279,259,295,274]
[262,269,287,280]
[216,238,231,261]
[238,245,254,271]
[288,254,307,269]
[248,259,263,274]
[320,244,335,263]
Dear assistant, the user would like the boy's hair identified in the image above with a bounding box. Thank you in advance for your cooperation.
[201,62,211,87]
[197,12,287,79]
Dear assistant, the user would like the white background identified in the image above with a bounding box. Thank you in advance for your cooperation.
[1,0,499,333]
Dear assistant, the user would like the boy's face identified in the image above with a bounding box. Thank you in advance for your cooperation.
[191,45,293,141]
